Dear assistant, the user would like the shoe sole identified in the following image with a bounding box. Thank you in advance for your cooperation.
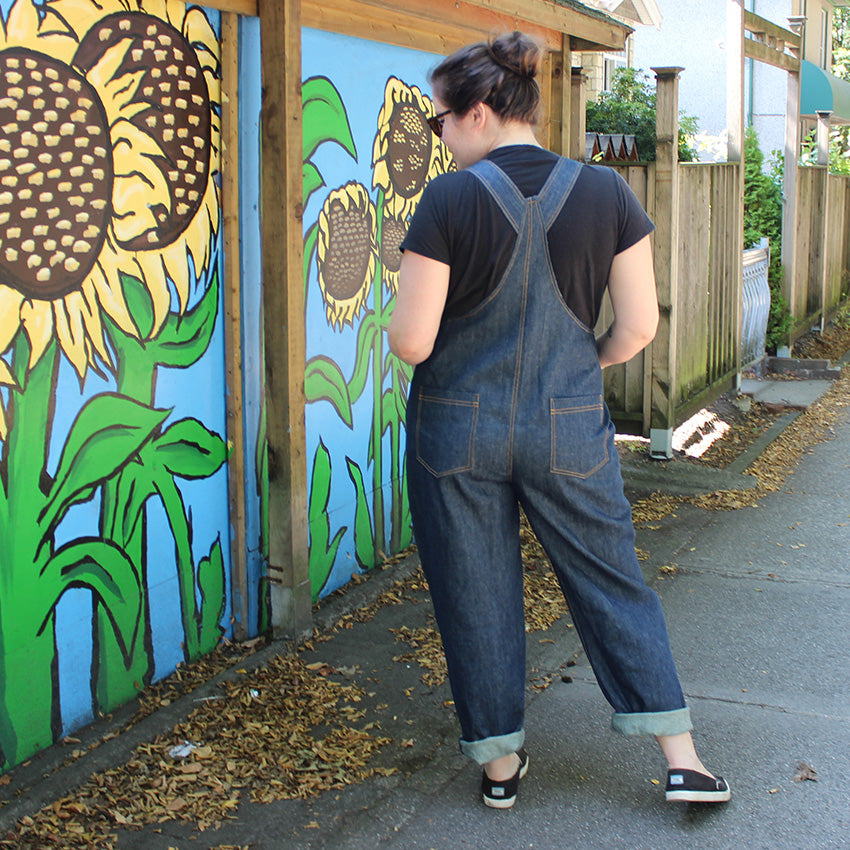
[482,753,530,809]
[666,787,731,803]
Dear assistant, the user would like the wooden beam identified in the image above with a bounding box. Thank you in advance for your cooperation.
[259,0,311,639]
[201,0,258,15]
[302,0,561,53]
[744,8,800,50]
[465,0,630,50]
[744,37,801,73]
[220,12,249,640]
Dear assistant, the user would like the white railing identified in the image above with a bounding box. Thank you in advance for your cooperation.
[742,238,771,367]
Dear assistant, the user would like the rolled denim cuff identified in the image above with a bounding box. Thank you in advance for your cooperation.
[611,706,692,738]
[460,729,525,765]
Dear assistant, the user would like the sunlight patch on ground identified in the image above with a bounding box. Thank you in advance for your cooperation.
[615,407,732,459]
[671,409,731,458]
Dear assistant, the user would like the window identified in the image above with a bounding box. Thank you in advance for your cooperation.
[602,53,626,92]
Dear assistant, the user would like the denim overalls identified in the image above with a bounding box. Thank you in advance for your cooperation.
[406,156,692,765]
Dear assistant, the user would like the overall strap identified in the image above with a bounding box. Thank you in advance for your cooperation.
[468,156,583,232]
[536,156,582,229]
[467,158,527,231]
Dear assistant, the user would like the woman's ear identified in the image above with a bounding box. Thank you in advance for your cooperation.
[470,101,488,130]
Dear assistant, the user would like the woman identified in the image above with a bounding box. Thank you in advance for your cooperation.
[388,31,729,810]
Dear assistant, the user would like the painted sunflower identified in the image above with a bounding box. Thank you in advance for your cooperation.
[0,0,220,405]
[316,182,376,329]
[380,210,406,295]
[372,78,442,220]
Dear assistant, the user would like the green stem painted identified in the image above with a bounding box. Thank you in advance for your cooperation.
[389,415,401,554]
[0,336,59,769]
[93,512,149,713]
[371,192,386,561]
[156,474,200,661]
[94,358,155,713]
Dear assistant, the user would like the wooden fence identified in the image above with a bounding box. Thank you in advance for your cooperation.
[791,166,850,339]
[601,160,742,437]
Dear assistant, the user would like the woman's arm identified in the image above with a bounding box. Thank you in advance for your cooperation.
[388,250,451,365]
[596,234,659,369]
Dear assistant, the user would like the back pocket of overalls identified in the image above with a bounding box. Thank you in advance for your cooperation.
[550,395,609,478]
[415,388,479,477]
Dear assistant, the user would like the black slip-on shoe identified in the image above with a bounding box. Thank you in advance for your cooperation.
[665,768,731,802]
[481,749,529,809]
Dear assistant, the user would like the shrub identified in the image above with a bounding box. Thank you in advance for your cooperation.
[744,126,791,351]
[585,67,698,162]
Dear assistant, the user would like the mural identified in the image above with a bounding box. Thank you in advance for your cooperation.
[0,0,228,772]
[301,31,453,601]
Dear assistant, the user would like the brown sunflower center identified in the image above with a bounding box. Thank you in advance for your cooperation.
[0,48,113,300]
[74,12,211,251]
[387,103,431,199]
[381,215,407,274]
[322,199,373,301]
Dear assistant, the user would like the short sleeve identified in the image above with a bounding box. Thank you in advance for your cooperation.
[400,174,455,265]
[614,170,655,254]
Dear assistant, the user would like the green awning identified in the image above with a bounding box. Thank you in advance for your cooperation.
[800,59,850,124]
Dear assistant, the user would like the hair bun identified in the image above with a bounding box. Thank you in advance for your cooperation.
[487,31,541,79]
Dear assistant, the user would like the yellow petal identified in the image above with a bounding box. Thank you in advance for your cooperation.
[89,251,137,338]
[159,241,191,312]
[0,285,24,355]
[0,356,16,387]
[5,0,41,43]
[53,297,89,379]
[19,299,54,369]
[184,6,219,59]
[79,281,111,367]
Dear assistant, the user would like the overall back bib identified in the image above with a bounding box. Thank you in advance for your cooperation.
[406,157,691,764]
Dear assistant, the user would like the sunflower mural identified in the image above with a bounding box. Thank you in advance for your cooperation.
[0,0,227,771]
[301,47,454,601]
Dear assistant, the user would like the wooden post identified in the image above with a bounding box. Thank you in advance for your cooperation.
[817,111,832,331]
[570,66,587,161]
[782,16,804,347]
[649,67,683,459]
[816,110,831,166]
[220,12,249,640]
[259,0,311,639]
[726,0,745,384]
[561,38,572,157]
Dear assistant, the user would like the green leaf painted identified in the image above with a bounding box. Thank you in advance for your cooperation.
[303,222,319,302]
[151,418,228,480]
[302,76,357,162]
[40,538,142,666]
[120,273,156,340]
[40,394,170,537]
[345,456,376,570]
[303,161,325,208]
[197,538,226,655]
[305,356,353,427]
[308,441,347,601]
[151,271,220,369]
[347,312,380,403]
[256,397,269,560]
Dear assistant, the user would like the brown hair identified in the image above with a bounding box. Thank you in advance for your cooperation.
[428,31,542,124]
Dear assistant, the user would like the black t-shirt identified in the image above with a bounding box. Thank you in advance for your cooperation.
[400,145,654,328]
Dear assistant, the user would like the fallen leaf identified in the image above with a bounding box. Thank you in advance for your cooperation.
[793,762,818,782]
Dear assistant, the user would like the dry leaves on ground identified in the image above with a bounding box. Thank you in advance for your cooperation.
[2,655,392,849]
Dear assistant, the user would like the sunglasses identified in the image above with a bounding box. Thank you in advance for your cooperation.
[427,109,451,138]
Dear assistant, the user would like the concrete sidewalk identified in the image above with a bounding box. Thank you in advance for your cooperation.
[3,378,849,849]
